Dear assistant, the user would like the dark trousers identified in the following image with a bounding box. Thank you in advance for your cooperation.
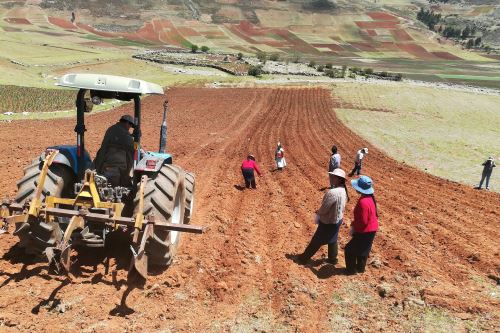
[299,220,343,263]
[242,168,256,189]
[479,171,492,189]
[344,232,376,274]
[349,162,362,176]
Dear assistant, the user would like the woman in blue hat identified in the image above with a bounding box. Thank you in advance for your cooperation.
[345,175,379,275]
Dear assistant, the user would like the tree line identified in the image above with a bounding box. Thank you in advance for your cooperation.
[416,8,485,50]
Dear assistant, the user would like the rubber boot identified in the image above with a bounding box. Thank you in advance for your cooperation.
[356,256,368,273]
[326,242,338,265]
[345,253,357,275]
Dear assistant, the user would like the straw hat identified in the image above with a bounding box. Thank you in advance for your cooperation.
[328,168,346,179]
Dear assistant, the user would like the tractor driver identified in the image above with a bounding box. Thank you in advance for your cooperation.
[94,115,135,187]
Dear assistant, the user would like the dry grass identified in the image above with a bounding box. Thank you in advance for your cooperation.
[333,82,500,191]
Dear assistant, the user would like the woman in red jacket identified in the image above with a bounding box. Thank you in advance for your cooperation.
[345,175,379,275]
[241,154,262,189]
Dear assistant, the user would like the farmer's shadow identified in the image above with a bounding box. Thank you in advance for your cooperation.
[233,185,245,191]
[308,264,346,279]
[285,253,345,279]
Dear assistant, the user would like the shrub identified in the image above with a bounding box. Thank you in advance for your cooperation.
[292,53,301,63]
[269,53,280,61]
[317,65,324,72]
[191,44,198,53]
[364,68,374,75]
[256,51,267,63]
[201,45,210,52]
[394,73,403,81]
[237,52,244,60]
[341,65,347,77]
[325,63,333,69]
[248,65,263,77]
[308,60,316,67]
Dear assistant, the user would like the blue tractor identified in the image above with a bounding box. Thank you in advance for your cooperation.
[1,74,200,279]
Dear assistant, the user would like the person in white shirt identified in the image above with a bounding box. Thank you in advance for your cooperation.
[275,142,286,171]
[328,145,341,187]
[349,148,368,177]
[294,169,349,265]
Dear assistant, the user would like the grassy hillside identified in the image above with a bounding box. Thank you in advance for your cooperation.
[334,82,500,191]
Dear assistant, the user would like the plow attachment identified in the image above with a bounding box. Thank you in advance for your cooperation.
[1,201,204,278]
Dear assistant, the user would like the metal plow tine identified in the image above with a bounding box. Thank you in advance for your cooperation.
[13,222,30,236]
[131,250,148,280]
[60,243,72,272]
[45,247,61,273]
[128,223,154,281]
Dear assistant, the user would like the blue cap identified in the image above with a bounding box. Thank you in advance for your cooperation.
[351,175,374,195]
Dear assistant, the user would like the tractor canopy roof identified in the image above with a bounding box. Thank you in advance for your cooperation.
[57,73,164,96]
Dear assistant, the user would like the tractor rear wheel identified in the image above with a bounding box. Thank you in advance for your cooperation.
[14,159,73,255]
[167,166,195,224]
[133,164,185,267]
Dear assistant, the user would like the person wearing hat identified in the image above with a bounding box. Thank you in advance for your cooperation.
[478,156,496,190]
[348,147,368,177]
[295,168,349,265]
[241,154,262,189]
[345,175,379,275]
[275,142,286,171]
[94,115,135,187]
[328,145,341,188]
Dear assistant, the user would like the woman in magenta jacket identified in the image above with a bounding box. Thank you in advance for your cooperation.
[345,175,379,275]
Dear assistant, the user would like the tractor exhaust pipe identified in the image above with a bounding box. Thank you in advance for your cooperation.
[159,100,168,153]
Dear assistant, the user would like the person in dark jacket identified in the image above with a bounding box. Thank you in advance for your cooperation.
[241,154,262,189]
[345,175,379,275]
[328,145,341,188]
[94,115,135,187]
[477,156,496,190]
[295,168,349,265]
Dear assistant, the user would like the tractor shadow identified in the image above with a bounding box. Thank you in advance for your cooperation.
[0,245,53,289]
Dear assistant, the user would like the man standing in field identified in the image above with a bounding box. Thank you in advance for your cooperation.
[477,156,496,190]
[328,145,341,187]
[349,148,368,177]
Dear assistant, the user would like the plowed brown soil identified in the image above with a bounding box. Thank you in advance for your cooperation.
[0,88,498,332]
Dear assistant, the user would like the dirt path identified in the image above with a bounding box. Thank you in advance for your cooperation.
[0,88,498,332]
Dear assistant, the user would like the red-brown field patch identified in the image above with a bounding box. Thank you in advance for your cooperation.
[380,41,399,50]
[432,52,462,60]
[356,21,399,29]
[137,22,162,43]
[397,43,437,59]
[351,41,378,52]
[4,17,31,25]
[367,11,398,21]
[367,29,377,37]
[391,29,413,42]
[48,16,76,30]
[177,27,201,37]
